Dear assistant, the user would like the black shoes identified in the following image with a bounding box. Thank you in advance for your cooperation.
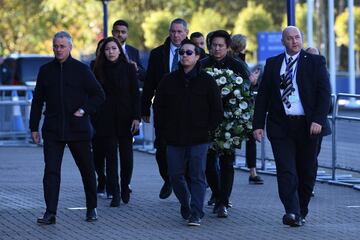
[159,181,172,199]
[249,175,264,184]
[188,216,201,226]
[86,208,98,222]
[37,209,97,224]
[282,213,303,227]
[180,205,191,220]
[121,187,130,204]
[110,196,120,207]
[37,212,56,225]
[217,204,228,218]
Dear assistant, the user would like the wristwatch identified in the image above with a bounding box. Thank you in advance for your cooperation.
[78,108,85,115]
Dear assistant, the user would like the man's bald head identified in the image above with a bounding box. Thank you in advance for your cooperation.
[281,26,303,56]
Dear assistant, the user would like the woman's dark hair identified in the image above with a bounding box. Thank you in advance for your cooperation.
[93,37,127,83]
[180,39,201,55]
[208,30,232,48]
[95,38,105,56]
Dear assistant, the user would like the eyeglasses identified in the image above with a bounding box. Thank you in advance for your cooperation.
[179,49,194,56]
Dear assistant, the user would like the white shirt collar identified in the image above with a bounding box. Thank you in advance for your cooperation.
[285,51,300,62]
[122,43,127,51]
[170,42,178,52]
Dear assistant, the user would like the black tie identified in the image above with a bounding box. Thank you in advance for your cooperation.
[171,48,179,72]
[281,57,296,108]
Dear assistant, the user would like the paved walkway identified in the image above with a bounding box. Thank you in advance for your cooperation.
[0,147,359,240]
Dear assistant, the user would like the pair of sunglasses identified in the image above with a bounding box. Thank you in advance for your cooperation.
[179,49,194,56]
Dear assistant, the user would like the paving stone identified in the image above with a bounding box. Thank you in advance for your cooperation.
[0,147,359,240]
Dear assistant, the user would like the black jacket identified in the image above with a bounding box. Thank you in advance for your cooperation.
[92,60,140,137]
[125,44,146,82]
[29,56,105,141]
[141,37,172,117]
[154,63,223,146]
[141,37,207,117]
[252,50,331,138]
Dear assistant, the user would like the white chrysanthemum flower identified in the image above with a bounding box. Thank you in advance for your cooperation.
[223,112,229,118]
[239,101,248,109]
[242,113,250,120]
[234,109,242,116]
[235,77,243,84]
[229,98,237,105]
[226,69,234,75]
[236,95,243,100]
[233,137,240,145]
[225,123,232,130]
[221,87,230,95]
[225,132,231,139]
[233,89,240,96]
[219,76,227,84]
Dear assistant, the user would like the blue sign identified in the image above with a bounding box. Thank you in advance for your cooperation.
[257,32,284,64]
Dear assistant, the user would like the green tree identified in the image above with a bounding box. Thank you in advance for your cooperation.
[335,6,360,71]
[141,10,173,49]
[334,7,360,51]
[233,4,275,61]
[0,0,45,55]
[189,8,228,38]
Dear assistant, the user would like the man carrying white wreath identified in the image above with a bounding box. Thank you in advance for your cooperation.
[200,30,253,218]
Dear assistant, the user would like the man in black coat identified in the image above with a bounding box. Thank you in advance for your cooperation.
[141,18,189,199]
[30,31,105,224]
[154,39,223,226]
[200,30,250,218]
[253,26,331,227]
[112,19,146,85]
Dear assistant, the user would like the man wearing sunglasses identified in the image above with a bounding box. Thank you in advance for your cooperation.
[141,18,189,200]
[200,30,250,218]
[154,39,223,226]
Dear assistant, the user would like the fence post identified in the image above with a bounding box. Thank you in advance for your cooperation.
[331,94,337,180]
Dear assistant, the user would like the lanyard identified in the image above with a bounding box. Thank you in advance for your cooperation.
[285,55,299,77]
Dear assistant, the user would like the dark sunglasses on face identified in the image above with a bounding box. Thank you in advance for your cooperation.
[179,49,194,56]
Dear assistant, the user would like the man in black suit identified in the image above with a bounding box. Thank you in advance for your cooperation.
[253,26,331,227]
[112,19,146,85]
[30,31,105,224]
[141,18,189,199]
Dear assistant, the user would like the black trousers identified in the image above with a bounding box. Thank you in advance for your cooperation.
[102,136,133,196]
[206,148,235,206]
[43,139,97,214]
[92,136,107,193]
[154,129,169,183]
[245,134,257,169]
[269,118,319,218]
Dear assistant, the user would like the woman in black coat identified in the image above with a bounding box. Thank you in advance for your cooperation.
[93,37,140,207]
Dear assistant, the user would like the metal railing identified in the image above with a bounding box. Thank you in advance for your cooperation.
[252,93,360,187]
[0,86,34,145]
[1,86,360,187]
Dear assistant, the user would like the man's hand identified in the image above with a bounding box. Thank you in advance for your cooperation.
[310,122,322,135]
[142,116,150,123]
[131,119,140,134]
[249,68,260,86]
[73,109,85,117]
[253,129,264,142]
[31,131,41,144]
[129,60,138,71]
